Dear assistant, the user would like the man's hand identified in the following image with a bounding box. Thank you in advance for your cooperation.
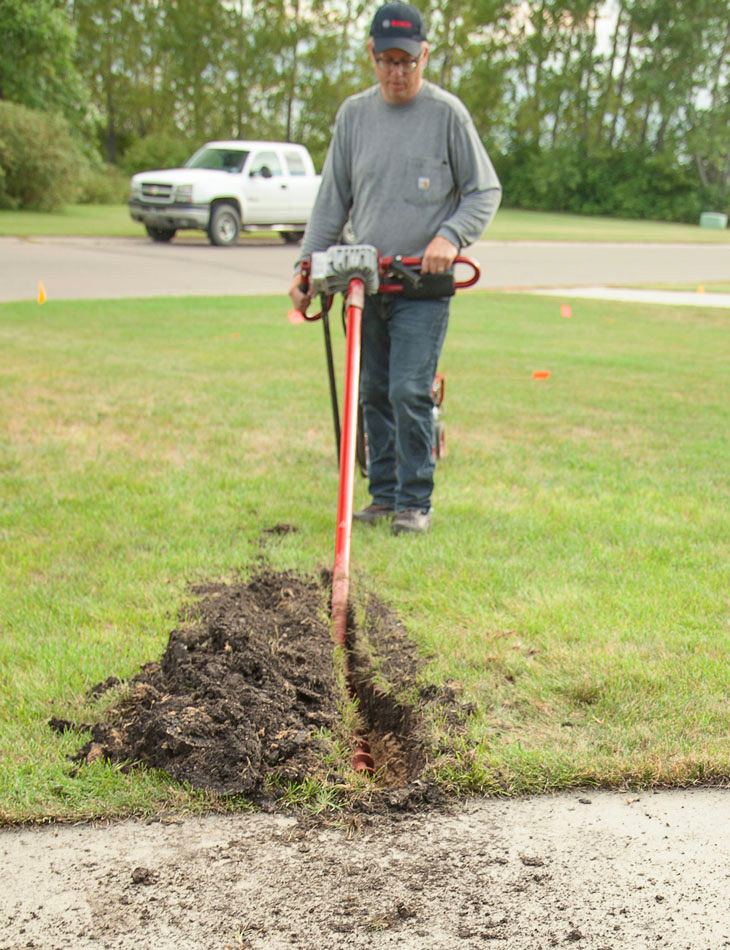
[288,271,312,314]
[421,235,458,274]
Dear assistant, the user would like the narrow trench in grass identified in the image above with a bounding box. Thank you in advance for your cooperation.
[343,609,427,787]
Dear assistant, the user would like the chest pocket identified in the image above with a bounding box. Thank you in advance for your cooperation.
[403,157,453,205]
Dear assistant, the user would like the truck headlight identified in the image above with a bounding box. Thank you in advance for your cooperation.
[129,181,142,199]
[175,184,194,203]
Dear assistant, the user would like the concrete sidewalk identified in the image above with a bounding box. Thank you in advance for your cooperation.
[3,788,730,949]
[530,285,730,308]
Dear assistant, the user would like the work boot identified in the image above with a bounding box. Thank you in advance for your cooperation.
[352,503,394,525]
[391,509,432,536]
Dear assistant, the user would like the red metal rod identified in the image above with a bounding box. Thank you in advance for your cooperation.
[332,277,365,647]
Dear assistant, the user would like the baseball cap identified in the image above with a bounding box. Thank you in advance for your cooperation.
[369,2,427,57]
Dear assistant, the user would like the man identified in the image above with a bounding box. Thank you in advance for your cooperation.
[288,1,501,535]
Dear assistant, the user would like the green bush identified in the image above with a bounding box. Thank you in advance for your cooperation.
[607,153,701,222]
[0,102,84,211]
[75,163,129,204]
[499,143,717,224]
[120,132,193,176]
[699,183,730,217]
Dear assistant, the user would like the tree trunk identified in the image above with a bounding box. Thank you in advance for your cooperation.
[582,10,598,143]
[694,151,709,187]
[235,0,245,138]
[285,0,301,142]
[104,42,117,165]
[106,98,117,165]
[639,99,651,148]
[609,24,633,147]
[596,1,623,141]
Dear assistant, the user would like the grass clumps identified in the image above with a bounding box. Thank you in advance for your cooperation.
[1,289,729,821]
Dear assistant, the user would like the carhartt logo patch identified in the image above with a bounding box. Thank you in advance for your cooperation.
[418,177,430,190]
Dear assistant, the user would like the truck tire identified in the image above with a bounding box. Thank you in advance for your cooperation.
[208,203,241,246]
[146,225,176,242]
[281,230,305,244]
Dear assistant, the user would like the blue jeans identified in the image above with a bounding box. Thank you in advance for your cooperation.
[359,294,450,512]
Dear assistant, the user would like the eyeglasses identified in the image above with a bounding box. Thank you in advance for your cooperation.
[374,54,422,74]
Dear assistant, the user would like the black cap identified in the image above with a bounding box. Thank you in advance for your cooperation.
[369,2,427,57]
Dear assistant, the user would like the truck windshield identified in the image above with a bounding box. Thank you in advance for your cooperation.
[185,148,249,172]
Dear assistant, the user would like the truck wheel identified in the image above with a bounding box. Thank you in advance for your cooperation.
[208,204,241,246]
[145,225,176,242]
[282,231,305,244]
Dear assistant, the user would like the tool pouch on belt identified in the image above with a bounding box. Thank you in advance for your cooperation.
[402,270,455,299]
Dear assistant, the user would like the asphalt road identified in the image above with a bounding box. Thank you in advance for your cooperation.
[1,234,728,302]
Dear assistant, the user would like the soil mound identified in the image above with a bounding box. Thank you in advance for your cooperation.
[57,568,475,809]
[74,571,340,798]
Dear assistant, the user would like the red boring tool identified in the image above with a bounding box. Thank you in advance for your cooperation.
[288,245,479,647]
[287,246,480,775]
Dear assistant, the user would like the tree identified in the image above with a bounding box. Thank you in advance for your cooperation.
[0,101,84,210]
[425,0,514,149]
[17,0,724,222]
[0,0,87,121]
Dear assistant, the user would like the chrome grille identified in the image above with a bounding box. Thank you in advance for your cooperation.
[140,182,174,203]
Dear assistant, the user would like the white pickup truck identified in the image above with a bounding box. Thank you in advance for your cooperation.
[128,140,320,246]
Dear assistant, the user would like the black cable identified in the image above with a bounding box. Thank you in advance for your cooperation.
[321,292,341,462]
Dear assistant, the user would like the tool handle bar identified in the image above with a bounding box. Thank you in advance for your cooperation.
[287,294,334,324]
[331,277,365,647]
[287,305,331,323]
[287,253,480,323]
[378,254,480,294]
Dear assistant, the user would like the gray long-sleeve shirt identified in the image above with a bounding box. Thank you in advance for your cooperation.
[299,80,502,262]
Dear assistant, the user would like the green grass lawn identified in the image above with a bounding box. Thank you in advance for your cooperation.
[0,204,142,237]
[1,204,728,243]
[1,290,729,822]
[485,209,730,243]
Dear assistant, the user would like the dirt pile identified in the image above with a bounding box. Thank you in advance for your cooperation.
[72,571,341,798]
[52,568,474,807]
